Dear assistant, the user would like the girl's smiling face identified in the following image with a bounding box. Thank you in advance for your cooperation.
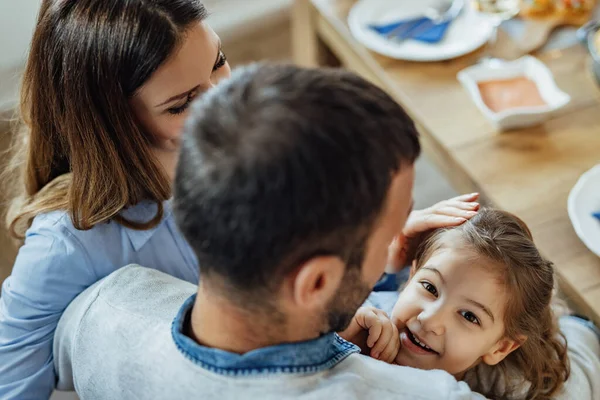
[391,239,521,378]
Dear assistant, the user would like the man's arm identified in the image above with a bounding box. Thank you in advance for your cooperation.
[53,265,199,395]
[53,278,107,392]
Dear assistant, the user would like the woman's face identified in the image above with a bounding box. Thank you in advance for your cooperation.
[130,21,231,150]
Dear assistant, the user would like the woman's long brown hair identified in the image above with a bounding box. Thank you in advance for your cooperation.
[4,0,208,239]
[415,208,570,400]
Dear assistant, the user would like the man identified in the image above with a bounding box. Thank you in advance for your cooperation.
[54,64,600,399]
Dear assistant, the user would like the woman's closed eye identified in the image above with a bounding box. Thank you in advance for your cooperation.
[167,50,226,115]
[459,310,481,326]
[420,281,438,297]
[168,91,197,115]
[213,49,227,72]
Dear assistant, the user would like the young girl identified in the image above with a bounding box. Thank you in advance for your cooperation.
[0,2,480,399]
[342,208,585,400]
[0,1,230,398]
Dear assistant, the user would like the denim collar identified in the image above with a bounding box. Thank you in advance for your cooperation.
[171,295,360,376]
[120,200,173,251]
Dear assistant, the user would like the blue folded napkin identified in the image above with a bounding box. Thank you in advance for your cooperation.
[369,16,452,44]
[592,211,600,221]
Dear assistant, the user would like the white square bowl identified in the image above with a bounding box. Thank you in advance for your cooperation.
[457,56,571,131]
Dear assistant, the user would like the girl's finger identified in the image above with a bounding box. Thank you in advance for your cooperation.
[366,321,382,349]
[357,308,379,330]
[370,316,393,358]
[452,193,479,202]
[435,200,480,211]
[372,309,389,318]
[391,312,406,334]
[433,207,478,219]
[379,326,400,363]
[405,213,466,234]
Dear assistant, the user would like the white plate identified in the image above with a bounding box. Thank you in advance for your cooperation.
[348,0,495,61]
[568,164,600,258]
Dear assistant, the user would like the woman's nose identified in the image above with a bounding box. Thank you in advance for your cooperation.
[417,304,446,336]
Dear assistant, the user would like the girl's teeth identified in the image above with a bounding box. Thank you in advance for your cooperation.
[412,333,431,350]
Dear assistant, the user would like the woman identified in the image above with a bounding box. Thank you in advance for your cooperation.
[0,0,230,398]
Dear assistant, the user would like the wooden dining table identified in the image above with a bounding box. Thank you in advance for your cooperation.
[293,0,600,324]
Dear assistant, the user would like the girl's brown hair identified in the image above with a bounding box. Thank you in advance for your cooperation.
[4,0,208,239]
[415,208,569,400]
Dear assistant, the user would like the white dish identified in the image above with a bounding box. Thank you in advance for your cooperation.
[457,56,571,131]
[347,0,494,62]
[568,164,600,258]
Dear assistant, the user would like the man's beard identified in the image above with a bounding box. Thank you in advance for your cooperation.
[325,267,373,333]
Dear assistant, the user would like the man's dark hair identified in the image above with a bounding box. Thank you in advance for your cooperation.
[174,64,420,299]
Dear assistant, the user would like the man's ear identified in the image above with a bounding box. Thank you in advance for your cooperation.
[291,256,345,310]
[409,259,418,279]
[482,335,527,366]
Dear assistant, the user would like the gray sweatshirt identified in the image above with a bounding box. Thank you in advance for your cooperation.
[53,266,600,400]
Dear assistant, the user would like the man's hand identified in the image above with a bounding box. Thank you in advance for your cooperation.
[387,193,480,273]
[339,307,400,363]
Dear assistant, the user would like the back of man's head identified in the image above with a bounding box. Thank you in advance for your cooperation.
[174,64,420,306]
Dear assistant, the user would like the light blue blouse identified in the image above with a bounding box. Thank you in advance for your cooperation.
[0,200,198,400]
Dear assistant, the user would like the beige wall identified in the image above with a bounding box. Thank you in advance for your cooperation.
[0,1,41,111]
[0,117,18,285]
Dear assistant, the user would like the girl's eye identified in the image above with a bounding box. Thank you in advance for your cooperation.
[168,93,195,115]
[460,311,481,326]
[420,281,438,297]
[213,50,227,71]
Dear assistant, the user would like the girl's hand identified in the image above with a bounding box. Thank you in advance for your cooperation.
[339,307,400,363]
[387,193,480,272]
